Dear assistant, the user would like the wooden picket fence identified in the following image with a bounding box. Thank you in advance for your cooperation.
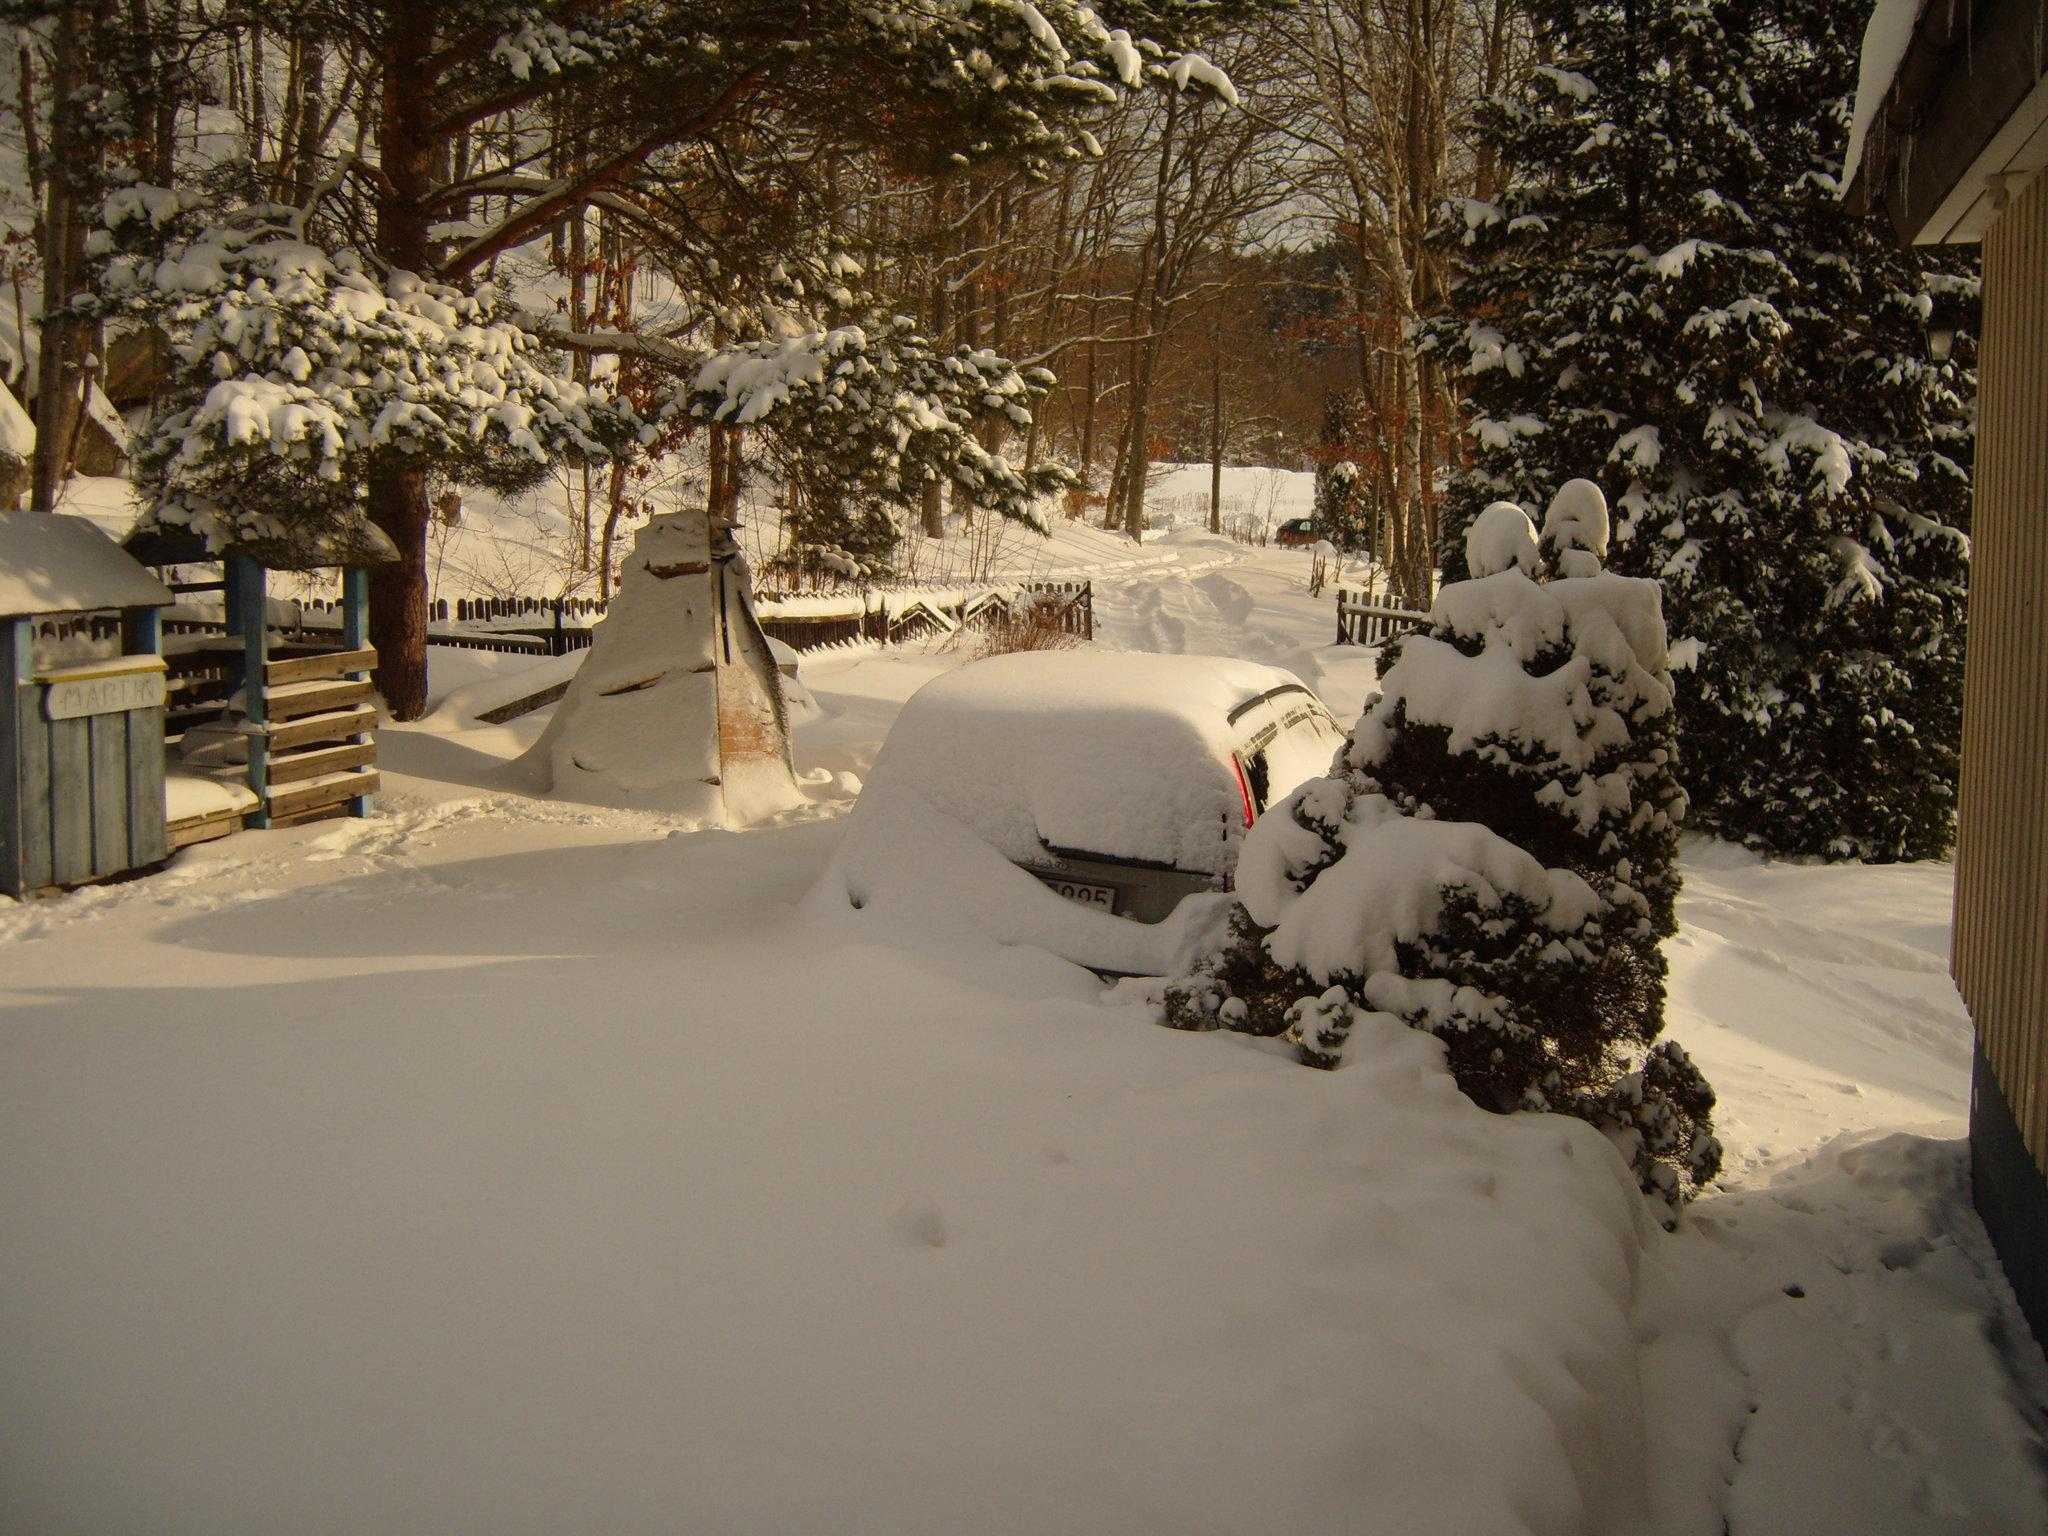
[1335,588,1430,646]
[752,581,1093,653]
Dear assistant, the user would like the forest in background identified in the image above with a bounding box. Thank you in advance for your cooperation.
[0,1,1520,612]
[0,0,1978,872]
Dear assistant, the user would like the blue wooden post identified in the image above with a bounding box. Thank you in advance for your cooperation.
[342,565,368,650]
[228,554,270,828]
[0,616,31,896]
[222,558,244,638]
[342,565,373,817]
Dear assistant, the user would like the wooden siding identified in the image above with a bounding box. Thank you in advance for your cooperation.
[1956,168,2048,1180]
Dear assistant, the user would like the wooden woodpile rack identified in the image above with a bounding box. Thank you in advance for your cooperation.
[136,541,384,846]
[250,642,379,825]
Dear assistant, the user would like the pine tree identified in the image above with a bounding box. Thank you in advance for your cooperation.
[1312,391,1370,555]
[93,191,640,565]
[1167,481,1718,1215]
[1424,0,1974,861]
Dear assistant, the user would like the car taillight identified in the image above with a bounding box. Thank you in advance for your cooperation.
[1231,755,1256,828]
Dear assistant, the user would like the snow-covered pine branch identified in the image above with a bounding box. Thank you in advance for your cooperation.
[683,315,1073,527]
[1426,0,1975,862]
[92,186,642,560]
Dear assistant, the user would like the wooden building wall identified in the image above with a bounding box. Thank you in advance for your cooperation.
[1955,169,2048,1182]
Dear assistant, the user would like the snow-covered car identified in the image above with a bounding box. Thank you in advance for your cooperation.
[827,652,1346,974]
[1274,518,1317,547]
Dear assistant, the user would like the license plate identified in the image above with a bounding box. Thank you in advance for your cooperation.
[1038,876,1116,913]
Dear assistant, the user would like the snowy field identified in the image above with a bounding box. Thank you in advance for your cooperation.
[3,507,2045,1534]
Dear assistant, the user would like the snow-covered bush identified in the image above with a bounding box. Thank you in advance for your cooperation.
[1425,0,1973,861]
[1166,480,1716,1216]
[92,188,639,561]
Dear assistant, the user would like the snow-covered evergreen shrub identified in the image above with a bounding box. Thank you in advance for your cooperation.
[1166,480,1716,1215]
[92,187,639,559]
[1424,0,1974,861]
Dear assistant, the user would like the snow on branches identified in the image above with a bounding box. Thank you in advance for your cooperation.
[685,316,1070,526]
[1166,480,1715,1218]
[93,186,639,560]
[481,0,1241,181]
[1426,0,1975,861]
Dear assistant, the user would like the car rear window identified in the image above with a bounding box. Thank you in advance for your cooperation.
[1230,687,1345,814]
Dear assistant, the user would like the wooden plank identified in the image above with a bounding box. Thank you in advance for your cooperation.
[127,704,168,866]
[47,714,92,885]
[267,739,376,785]
[477,681,569,725]
[166,811,239,849]
[266,704,376,752]
[268,803,354,829]
[267,768,377,821]
[262,677,374,720]
[0,687,16,895]
[265,646,376,688]
[17,680,51,889]
[88,711,129,876]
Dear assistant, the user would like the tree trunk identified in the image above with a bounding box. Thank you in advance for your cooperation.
[31,3,93,513]
[1103,414,1131,531]
[712,428,743,520]
[368,461,432,720]
[1209,331,1223,535]
[366,10,437,717]
[1079,329,1097,487]
[1122,92,1179,544]
[1123,339,1156,541]
[598,459,631,594]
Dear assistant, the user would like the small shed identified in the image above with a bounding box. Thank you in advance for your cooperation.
[0,510,174,897]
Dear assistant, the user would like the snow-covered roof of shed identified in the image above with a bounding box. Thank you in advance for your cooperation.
[0,511,173,616]
[867,651,1316,874]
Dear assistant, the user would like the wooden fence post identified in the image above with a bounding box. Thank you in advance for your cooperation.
[228,553,270,828]
[343,565,373,817]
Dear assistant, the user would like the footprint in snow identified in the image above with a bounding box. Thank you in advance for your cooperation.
[892,1195,947,1249]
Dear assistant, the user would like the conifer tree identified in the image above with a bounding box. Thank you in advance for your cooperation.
[1424,0,1974,860]
[1167,482,1718,1215]
[1312,391,1369,554]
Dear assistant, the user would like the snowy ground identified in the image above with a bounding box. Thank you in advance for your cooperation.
[3,514,2045,1534]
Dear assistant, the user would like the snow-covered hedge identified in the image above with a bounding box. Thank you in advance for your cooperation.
[1167,481,1718,1217]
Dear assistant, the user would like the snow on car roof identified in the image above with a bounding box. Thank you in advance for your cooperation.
[867,650,1322,875]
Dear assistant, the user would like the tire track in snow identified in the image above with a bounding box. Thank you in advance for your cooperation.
[1089,545,1323,682]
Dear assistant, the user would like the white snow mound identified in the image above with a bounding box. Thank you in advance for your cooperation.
[1465,500,1540,577]
[1543,478,1611,576]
